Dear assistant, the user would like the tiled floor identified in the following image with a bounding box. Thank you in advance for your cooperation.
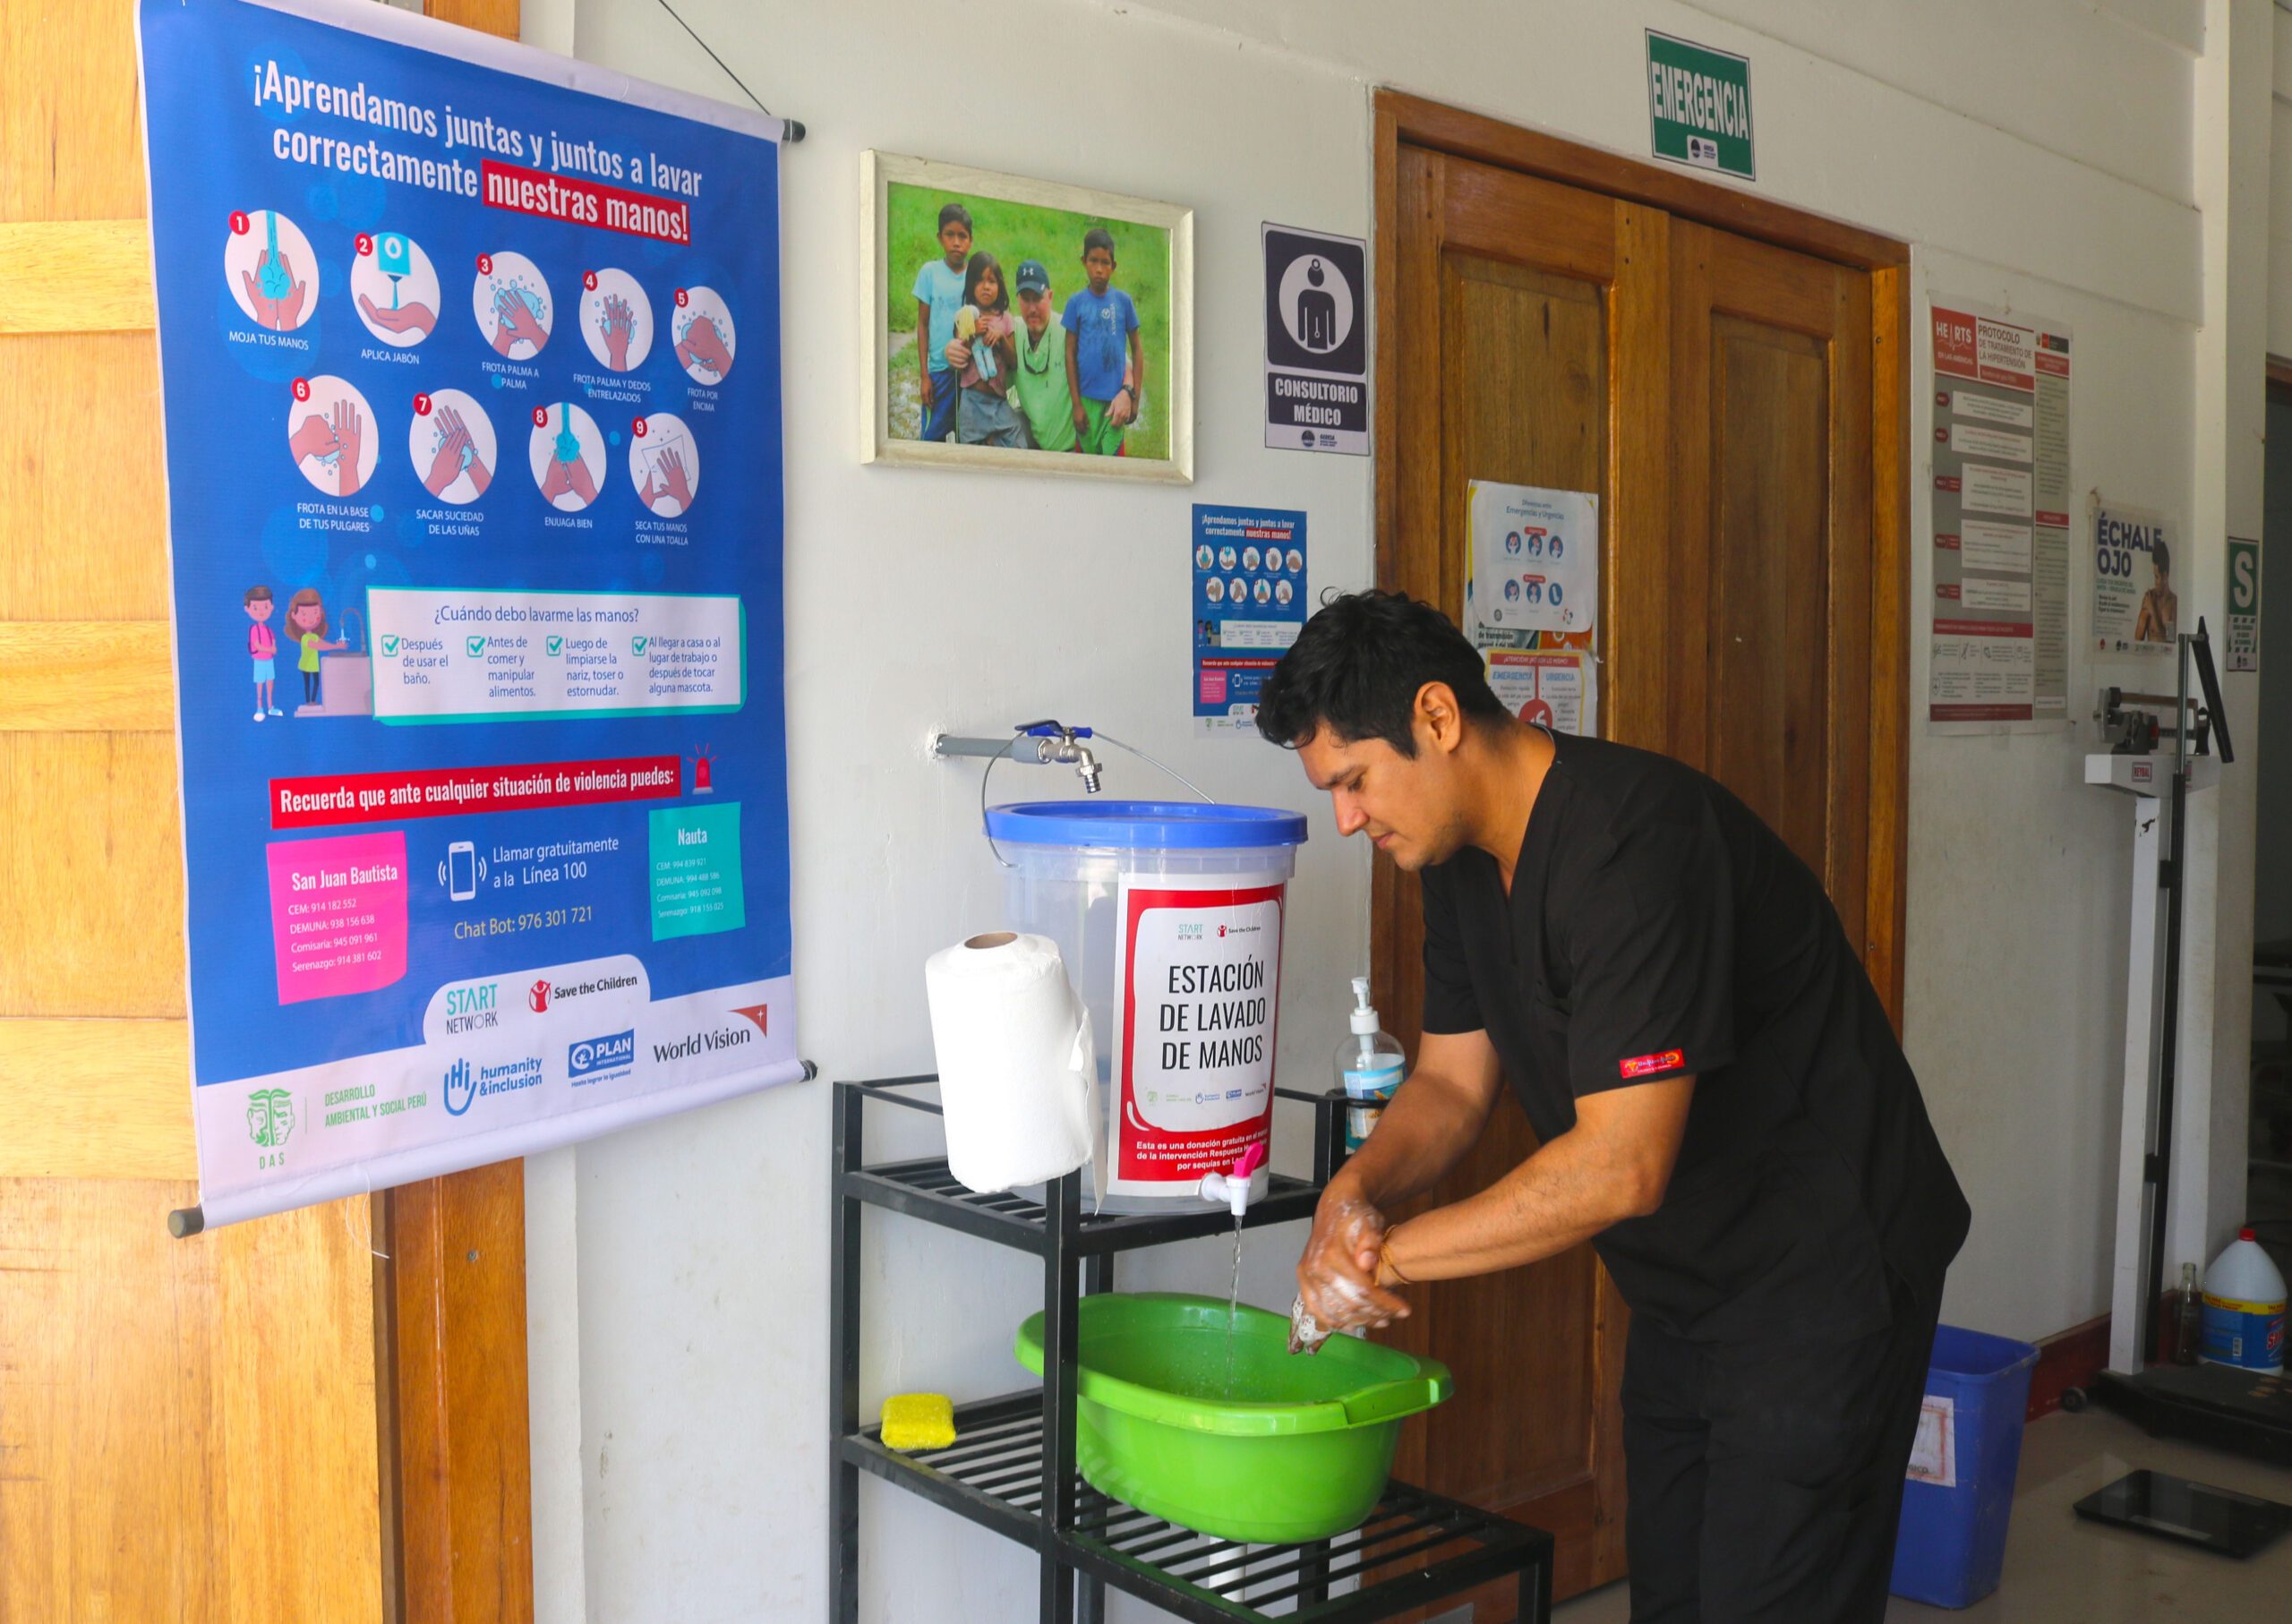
[1552,1404,2292,1620]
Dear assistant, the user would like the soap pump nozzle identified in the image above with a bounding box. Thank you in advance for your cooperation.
[1349,976,1381,1036]
[1199,1141,1268,1218]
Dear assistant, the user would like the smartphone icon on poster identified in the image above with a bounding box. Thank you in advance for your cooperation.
[447,841,478,901]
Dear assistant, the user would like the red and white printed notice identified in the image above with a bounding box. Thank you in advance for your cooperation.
[1929,302,2072,727]
[1109,876,1287,1199]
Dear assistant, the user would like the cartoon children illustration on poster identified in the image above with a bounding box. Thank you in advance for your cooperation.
[285,587,346,710]
[244,584,279,720]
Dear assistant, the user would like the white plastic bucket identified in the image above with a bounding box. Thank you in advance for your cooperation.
[987,800,1307,1212]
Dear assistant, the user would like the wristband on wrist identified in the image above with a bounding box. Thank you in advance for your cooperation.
[1379,1235,1414,1287]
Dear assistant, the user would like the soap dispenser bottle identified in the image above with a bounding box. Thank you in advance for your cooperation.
[1337,977,1405,1155]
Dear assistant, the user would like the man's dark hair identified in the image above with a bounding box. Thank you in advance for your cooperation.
[1082,227,1117,260]
[1255,590,1509,755]
[2152,537,2171,577]
[937,202,973,232]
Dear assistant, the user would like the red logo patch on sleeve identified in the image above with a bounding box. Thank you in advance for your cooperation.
[1619,1049,1685,1080]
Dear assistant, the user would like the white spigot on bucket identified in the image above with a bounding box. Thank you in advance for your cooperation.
[1199,1141,1268,1218]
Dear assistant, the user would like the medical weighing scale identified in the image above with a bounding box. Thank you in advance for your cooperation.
[2065,621,2292,1533]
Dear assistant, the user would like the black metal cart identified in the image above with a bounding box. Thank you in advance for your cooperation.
[830,1074,1555,1623]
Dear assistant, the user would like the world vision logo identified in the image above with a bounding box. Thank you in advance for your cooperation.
[651,1022,755,1062]
[246,1088,295,1148]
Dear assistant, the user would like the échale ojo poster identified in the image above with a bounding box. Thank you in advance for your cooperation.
[136,0,800,1228]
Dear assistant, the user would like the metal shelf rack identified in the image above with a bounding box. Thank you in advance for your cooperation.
[830,1074,1554,1623]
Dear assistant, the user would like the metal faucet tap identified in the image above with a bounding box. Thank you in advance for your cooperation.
[932,721,1105,793]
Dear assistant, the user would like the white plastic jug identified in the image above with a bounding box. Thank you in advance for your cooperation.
[2199,1227,2287,1373]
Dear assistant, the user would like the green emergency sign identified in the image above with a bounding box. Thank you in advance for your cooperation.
[1646,31,1755,181]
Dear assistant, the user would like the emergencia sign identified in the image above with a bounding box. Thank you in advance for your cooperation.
[1646,30,1755,180]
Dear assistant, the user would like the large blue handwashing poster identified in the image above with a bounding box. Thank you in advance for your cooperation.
[137,0,799,1227]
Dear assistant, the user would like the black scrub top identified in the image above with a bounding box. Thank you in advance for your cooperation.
[1419,731,1970,1344]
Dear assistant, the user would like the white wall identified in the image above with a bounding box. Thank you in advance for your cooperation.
[514,1,2269,1619]
[535,3,1373,1620]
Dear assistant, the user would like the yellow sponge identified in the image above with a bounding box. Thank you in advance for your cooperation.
[881,1393,956,1452]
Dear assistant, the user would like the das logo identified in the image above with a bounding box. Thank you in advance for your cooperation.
[529,979,552,1013]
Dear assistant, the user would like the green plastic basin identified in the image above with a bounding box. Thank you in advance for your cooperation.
[1014,1291,1451,1543]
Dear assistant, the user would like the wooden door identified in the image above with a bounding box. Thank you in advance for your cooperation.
[0,6,530,1621]
[1373,146,1658,1606]
[1665,221,1877,929]
[1373,104,1907,1618]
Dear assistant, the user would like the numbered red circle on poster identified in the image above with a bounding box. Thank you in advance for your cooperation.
[476,252,494,275]
[532,406,551,428]
[414,393,433,416]
[229,210,251,235]
[1521,699,1554,727]
[292,378,312,402]
[632,415,649,438]
[673,288,690,308]
[355,233,375,257]
[582,270,600,292]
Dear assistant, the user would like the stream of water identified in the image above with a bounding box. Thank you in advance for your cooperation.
[1222,1212,1244,1397]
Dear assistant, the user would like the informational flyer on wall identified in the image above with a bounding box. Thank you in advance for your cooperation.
[1928,302,2072,729]
[1463,480,1599,736]
[2228,536,2261,673]
[1262,224,1367,455]
[137,0,799,1228]
[2092,501,2177,656]
[1193,505,1306,736]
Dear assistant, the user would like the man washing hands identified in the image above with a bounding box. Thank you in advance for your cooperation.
[1263,592,1968,1623]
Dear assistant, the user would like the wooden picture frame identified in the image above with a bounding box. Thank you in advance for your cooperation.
[860,150,1193,482]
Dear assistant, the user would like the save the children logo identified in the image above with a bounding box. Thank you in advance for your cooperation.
[528,979,552,1013]
[245,1088,295,1150]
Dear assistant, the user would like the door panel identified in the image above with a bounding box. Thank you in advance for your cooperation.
[1380,153,1644,1610]
[1671,221,1877,949]
[1709,316,1830,863]
[1375,137,1896,1618]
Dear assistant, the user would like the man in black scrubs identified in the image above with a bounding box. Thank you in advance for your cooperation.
[1259,592,1970,1622]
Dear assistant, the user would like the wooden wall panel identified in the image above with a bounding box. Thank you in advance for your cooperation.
[0,1019,192,1179]
[0,3,149,223]
[0,331,172,621]
[0,1180,381,1624]
[0,731,187,1017]
[389,1159,536,1624]
[3,10,543,1622]
[0,622,175,732]
[0,221,156,333]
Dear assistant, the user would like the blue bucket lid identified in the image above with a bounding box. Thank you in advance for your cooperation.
[986,800,1308,850]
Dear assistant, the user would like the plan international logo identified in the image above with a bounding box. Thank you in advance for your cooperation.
[569,1030,636,1083]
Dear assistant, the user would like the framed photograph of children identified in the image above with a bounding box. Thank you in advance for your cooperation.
[861,150,1193,483]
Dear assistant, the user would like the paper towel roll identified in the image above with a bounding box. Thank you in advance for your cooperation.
[924,932,1100,1197]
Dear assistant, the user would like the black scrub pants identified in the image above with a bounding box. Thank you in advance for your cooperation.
[1621,1266,1943,1622]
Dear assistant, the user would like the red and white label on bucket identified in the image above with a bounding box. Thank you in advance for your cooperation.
[1906,1394,1956,1488]
[1110,873,1287,1198]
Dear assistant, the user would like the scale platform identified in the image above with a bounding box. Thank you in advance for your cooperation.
[2086,1364,2292,1468]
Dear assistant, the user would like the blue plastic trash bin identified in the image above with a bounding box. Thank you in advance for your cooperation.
[1888,1325,2040,1608]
